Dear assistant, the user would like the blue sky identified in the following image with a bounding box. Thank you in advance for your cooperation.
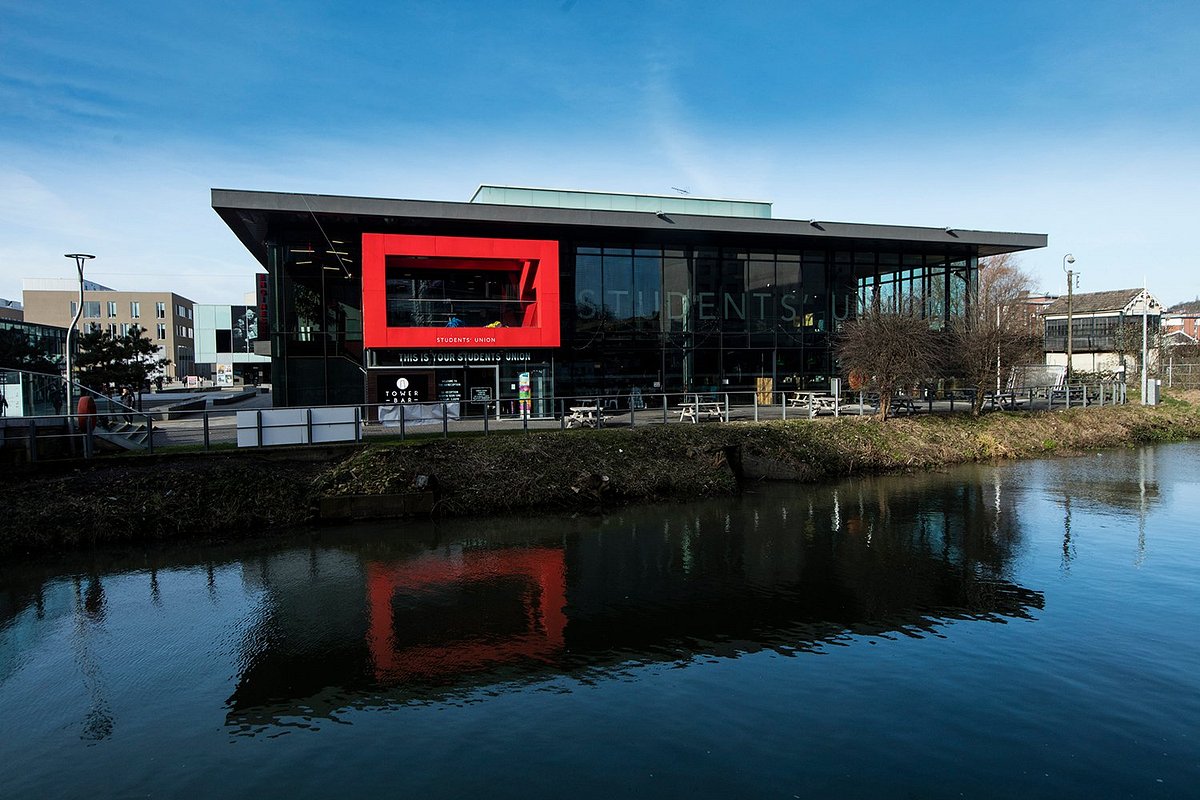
[2,0,1198,304]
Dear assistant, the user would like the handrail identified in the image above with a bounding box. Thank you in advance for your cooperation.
[2,380,1136,461]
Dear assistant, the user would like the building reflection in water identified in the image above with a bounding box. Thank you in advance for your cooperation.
[222,466,1044,730]
[367,548,567,682]
[1045,447,1161,569]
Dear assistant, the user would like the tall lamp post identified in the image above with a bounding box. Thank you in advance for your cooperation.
[1062,254,1076,381]
[63,253,95,417]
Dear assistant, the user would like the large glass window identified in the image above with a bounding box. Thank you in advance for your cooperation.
[574,248,602,333]
[747,257,775,341]
[385,258,526,328]
[661,249,690,333]
[601,248,633,327]
[693,249,720,330]
[949,259,971,317]
[720,252,747,336]
[775,252,802,344]
[83,301,101,318]
[925,257,948,326]
[632,249,662,332]
[801,257,827,332]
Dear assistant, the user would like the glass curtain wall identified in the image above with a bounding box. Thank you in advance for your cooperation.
[266,234,977,406]
[273,241,365,407]
[565,243,974,397]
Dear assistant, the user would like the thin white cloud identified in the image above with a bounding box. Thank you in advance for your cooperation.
[1,122,1197,308]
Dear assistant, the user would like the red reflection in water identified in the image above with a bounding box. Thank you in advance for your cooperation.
[367,548,567,682]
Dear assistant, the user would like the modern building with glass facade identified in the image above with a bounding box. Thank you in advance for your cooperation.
[194,301,272,386]
[212,186,1047,410]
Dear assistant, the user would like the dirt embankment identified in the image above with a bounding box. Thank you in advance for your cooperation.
[3,404,1198,557]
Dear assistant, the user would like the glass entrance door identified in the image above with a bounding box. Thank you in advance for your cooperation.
[465,365,499,418]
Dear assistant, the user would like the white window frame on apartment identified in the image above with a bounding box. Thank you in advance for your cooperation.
[156,302,166,319]
[107,301,118,318]
[130,301,141,318]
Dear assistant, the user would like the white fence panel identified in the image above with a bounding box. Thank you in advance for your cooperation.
[237,407,361,447]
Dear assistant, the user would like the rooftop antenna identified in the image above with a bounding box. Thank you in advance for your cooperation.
[670,186,690,195]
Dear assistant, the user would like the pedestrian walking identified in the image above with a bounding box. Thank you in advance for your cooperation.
[120,387,134,423]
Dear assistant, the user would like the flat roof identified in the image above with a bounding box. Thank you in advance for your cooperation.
[470,183,774,205]
[470,184,773,218]
[212,188,1047,268]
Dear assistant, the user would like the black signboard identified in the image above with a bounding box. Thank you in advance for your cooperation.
[470,386,493,402]
[437,377,462,402]
[377,374,426,403]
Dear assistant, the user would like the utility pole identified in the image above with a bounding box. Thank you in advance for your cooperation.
[1063,254,1076,381]
[1141,279,1149,404]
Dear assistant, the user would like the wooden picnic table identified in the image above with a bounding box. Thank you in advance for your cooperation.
[564,404,604,428]
[789,391,838,417]
[677,400,724,423]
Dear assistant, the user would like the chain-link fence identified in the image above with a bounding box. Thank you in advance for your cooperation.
[1164,362,1200,389]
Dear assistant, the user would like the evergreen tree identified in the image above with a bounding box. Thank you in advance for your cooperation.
[75,325,170,393]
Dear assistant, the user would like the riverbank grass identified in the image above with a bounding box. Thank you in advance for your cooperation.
[3,403,1199,556]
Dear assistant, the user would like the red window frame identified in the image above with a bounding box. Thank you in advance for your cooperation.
[362,233,560,349]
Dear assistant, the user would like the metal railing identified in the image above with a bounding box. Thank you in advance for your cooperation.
[1,381,1134,461]
[1,368,153,461]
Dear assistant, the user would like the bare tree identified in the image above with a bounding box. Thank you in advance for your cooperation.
[836,299,948,420]
[950,254,1043,416]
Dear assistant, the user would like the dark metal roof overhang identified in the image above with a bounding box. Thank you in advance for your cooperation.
[212,188,1048,269]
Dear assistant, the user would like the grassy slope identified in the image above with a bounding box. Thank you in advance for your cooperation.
[3,402,1198,556]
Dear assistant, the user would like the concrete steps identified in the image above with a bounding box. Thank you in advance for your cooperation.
[94,421,151,451]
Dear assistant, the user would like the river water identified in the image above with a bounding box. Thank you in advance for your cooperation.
[2,443,1199,798]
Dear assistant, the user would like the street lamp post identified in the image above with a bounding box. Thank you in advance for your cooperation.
[1062,254,1076,382]
[63,253,95,418]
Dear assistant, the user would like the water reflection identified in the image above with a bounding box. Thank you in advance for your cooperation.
[4,445,1199,798]
[216,467,1043,730]
[0,465,1047,737]
[72,575,113,741]
[1042,447,1162,569]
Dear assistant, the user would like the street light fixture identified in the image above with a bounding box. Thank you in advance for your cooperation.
[63,253,95,416]
[1062,254,1076,381]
